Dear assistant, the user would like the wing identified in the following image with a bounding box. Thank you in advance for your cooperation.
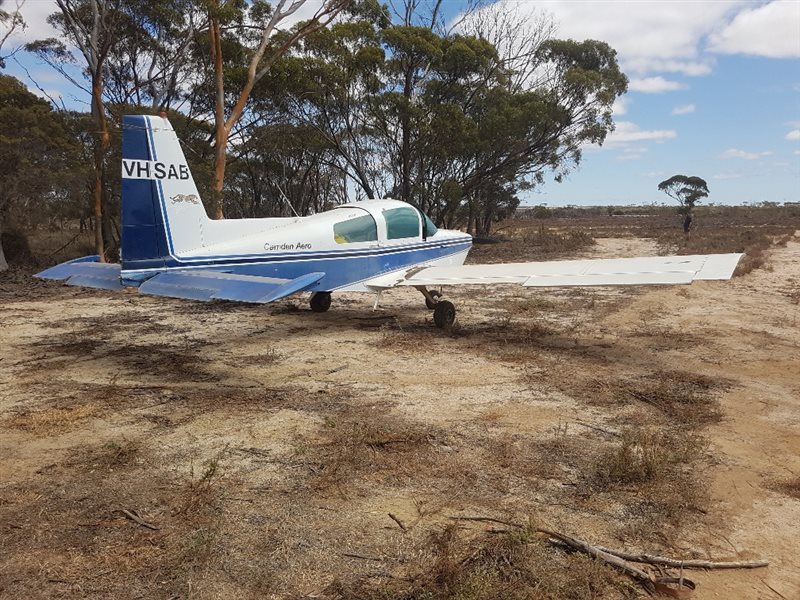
[36,257,324,304]
[368,253,743,289]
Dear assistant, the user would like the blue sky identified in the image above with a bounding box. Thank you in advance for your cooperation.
[3,0,800,207]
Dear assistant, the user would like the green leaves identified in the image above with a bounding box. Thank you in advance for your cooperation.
[658,175,710,209]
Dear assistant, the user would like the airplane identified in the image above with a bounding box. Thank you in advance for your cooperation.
[36,114,743,328]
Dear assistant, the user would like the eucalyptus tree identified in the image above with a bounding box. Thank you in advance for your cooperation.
[103,0,207,112]
[28,0,122,259]
[204,0,352,219]
[658,174,709,232]
[0,0,26,69]
[0,75,83,271]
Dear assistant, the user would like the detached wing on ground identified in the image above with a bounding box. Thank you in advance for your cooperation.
[368,254,743,289]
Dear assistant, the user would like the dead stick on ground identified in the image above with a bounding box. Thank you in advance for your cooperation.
[596,546,769,569]
[448,515,523,529]
[341,552,383,562]
[760,578,788,600]
[537,528,655,589]
[388,513,407,532]
[572,419,621,438]
[118,509,159,530]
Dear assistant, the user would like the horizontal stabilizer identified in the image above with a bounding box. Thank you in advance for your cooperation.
[138,270,325,303]
[35,256,123,290]
[398,253,743,288]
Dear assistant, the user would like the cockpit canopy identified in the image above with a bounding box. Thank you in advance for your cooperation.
[331,201,438,244]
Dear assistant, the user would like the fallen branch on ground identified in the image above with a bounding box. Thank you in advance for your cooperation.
[537,528,655,589]
[596,546,769,569]
[447,515,523,529]
[388,513,407,532]
[117,509,159,530]
[449,515,770,597]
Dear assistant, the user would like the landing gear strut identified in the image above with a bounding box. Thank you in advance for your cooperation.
[310,291,332,312]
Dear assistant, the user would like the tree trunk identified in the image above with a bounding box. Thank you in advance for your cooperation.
[210,15,227,220]
[0,217,8,272]
[400,64,413,203]
[212,127,228,219]
[91,71,109,261]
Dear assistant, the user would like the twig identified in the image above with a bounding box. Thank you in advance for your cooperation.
[572,419,621,437]
[448,515,523,529]
[596,546,769,569]
[117,509,160,530]
[48,231,83,257]
[341,552,383,562]
[388,513,407,532]
[761,578,789,600]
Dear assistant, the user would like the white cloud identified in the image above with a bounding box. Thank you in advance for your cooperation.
[604,121,677,147]
[457,0,744,77]
[786,130,800,141]
[7,0,60,46]
[629,77,687,93]
[720,148,773,160]
[616,146,648,160]
[671,104,696,115]
[713,173,744,180]
[612,97,628,116]
[708,1,800,58]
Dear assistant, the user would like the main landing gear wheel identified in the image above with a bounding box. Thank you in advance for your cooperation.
[310,291,332,312]
[425,290,442,310]
[433,300,456,328]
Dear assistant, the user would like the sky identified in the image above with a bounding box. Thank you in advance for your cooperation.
[2,0,800,207]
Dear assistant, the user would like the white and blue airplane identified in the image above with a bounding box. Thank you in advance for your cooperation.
[37,115,743,327]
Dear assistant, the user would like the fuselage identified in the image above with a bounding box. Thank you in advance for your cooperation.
[121,198,473,292]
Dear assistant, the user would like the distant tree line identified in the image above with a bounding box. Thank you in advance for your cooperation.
[0,0,628,269]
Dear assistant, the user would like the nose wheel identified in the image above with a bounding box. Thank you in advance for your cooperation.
[415,285,455,328]
[433,300,456,328]
[310,291,332,312]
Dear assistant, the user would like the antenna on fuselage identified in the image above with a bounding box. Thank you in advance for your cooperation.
[275,184,300,218]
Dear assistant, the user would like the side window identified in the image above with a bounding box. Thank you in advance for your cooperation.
[384,207,421,240]
[334,214,378,244]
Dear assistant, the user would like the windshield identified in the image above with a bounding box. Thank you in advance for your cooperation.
[423,213,438,238]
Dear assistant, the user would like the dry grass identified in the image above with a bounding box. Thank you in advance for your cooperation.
[326,525,636,600]
[770,477,800,500]
[469,224,595,264]
[4,403,100,435]
[573,371,727,427]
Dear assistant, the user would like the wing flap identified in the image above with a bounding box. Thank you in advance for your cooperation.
[399,253,743,288]
[138,270,324,303]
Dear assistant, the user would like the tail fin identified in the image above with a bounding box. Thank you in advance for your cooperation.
[121,115,207,270]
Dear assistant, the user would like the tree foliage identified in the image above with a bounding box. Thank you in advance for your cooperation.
[5,0,631,268]
[658,175,709,212]
[0,75,85,270]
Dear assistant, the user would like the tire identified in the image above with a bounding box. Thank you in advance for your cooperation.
[310,292,332,313]
[425,290,442,310]
[433,300,456,328]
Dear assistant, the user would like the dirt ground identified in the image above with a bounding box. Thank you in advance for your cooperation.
[1,233,799,599]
